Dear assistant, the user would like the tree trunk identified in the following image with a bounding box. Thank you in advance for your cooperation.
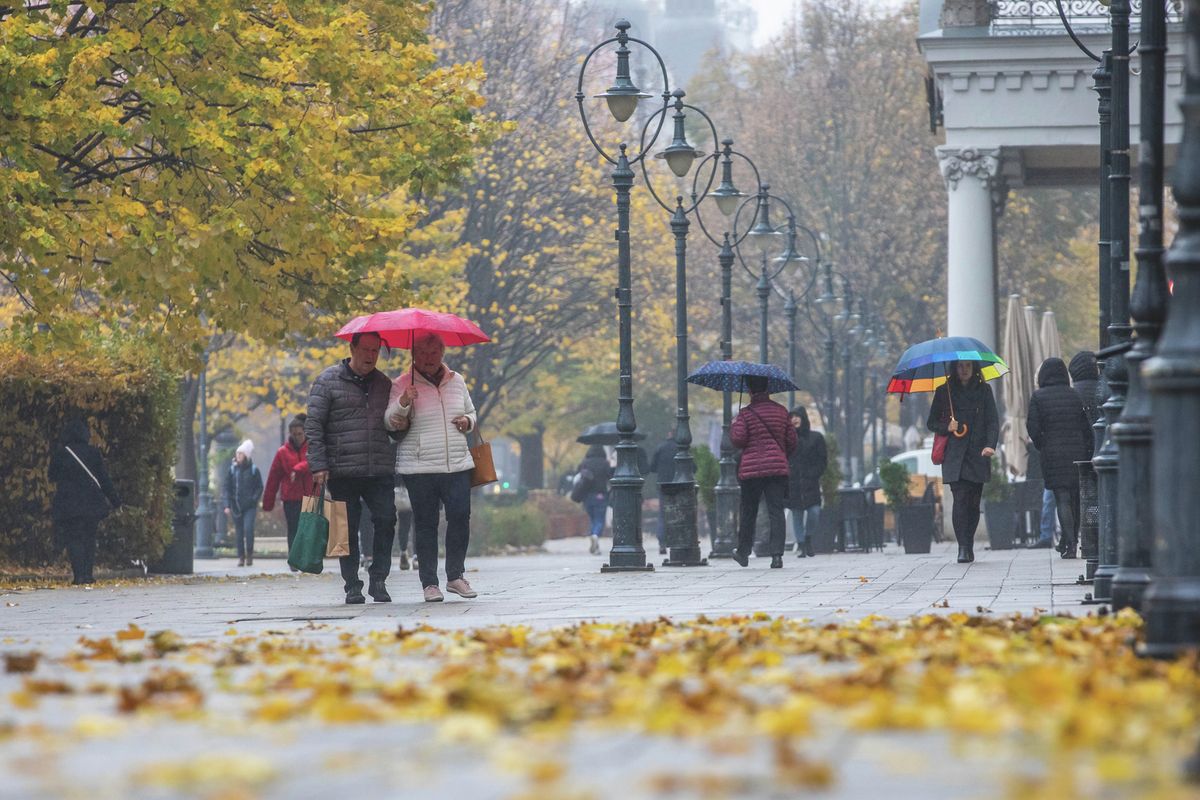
[517,425,545,490]
[176,376,199,501]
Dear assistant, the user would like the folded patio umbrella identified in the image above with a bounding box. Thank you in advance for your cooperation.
[1001,295,1035,477]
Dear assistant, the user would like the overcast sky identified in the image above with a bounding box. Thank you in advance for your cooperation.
[746,0,910,46]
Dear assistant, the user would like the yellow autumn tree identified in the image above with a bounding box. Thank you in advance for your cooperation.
[0,0,492,353]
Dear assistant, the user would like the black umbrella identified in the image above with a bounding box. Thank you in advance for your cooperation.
[576,421,647,445]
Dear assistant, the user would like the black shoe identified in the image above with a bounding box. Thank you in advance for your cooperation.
[345,588,366,605]
[368,580,391,603]
[957,546,971,564]
[770,556,783,569]
[732,551,749,567]
[805,540,815,557]
[399,554,411,571]
[1028,539,1053,549]
[797,549,807,558]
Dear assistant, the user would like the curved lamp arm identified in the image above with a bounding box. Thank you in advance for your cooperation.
[575,20,672,167]
[637,90,720,216]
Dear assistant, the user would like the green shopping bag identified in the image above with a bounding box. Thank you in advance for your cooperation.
[288,492,329,574]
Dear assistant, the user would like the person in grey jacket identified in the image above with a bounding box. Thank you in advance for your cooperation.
[305,331,397,604]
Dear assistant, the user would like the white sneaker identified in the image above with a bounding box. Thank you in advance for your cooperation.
[589,537,600,555]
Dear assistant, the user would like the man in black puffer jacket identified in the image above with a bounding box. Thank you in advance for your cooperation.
[1027,357,1093,559]
[306,331,397,604]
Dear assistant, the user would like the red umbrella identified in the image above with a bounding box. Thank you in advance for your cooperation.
[335,308,491,349]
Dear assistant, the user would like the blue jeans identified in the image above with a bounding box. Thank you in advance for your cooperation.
[791,504,820,547]
[232,508,256,559]
[583,493,607,537]
[1039,488,1057,543]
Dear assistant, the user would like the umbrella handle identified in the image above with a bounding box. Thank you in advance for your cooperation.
[944,362,967,438]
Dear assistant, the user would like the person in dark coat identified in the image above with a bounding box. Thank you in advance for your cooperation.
[48,416,121,585]
[647,429,676,555]
[224,439,263,567]
[306,331,398,604]
[1027,357,1093,559]
[786,406,827,558]
[927,360,999,563]
[575,445,613,555]
[1069,350,1103,431]
[730,376,798,568]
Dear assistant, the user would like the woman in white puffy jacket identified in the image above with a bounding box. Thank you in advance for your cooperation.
[385,332,479,603]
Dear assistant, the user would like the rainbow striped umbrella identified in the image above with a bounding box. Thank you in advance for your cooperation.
[886,336,1008,395]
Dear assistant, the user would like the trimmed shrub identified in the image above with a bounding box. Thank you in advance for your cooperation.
[469,501,547,555]
[692,444,718,512]
[0,334,179,567]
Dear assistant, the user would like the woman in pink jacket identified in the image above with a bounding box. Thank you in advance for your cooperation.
[730,376,797,568]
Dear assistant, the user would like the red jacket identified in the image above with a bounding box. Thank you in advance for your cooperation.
[730,395,797,480]
[263,440,313,510]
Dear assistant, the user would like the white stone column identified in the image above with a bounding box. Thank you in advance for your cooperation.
[937,146,1002,349]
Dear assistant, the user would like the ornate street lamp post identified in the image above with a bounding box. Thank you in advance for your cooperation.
[690,139,763,559]
[1141,0,1200,657]
[1111,0,1169,612]
[1055,0,1134,604]
[575,19,670,573]
[193,353,215,559]
[807,261,853,456]
[636,88,721,568]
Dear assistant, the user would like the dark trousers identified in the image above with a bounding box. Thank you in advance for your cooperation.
[405,470,472,589]
[737,476,787,557]
[327,475,396,593]
[1053,485,1080,547]
[950,480,984,547]
[282,500,302,550]
[231,508,256,559]
[58,517,99,584]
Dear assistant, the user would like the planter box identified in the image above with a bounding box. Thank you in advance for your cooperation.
[984,497,1018,550]
[897,503,935,554]
[811,505,838,554]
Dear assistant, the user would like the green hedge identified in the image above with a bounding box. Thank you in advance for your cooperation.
[469,501,547,555]
[0,334,179,567]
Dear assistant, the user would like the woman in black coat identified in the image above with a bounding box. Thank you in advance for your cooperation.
[786,406,827,558]
[48,417,121,584]
[575,445,614,555]
[1027,357,1093,559]
[927,360,999,564]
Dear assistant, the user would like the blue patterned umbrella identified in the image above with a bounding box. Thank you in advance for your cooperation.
[686,360,799,394]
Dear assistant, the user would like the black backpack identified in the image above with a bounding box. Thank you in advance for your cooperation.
[569,468,594,503]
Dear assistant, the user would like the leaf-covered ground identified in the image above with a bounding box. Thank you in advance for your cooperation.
[2,611,1197,799]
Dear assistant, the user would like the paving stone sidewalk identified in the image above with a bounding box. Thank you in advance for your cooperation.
[0,539,1102,800]
[2,537,1091,653]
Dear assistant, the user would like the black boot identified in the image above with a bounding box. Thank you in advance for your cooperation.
[732,551,749,567]
[368,580,391,603]
[770,555,783,569]
[345,585,365,604]
[957,546,970,563]
[1060,537,1077,559]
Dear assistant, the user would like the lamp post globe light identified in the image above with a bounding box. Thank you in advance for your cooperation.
[575,18,671,573]
[689,139,763,559]
[635,88,722,568]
